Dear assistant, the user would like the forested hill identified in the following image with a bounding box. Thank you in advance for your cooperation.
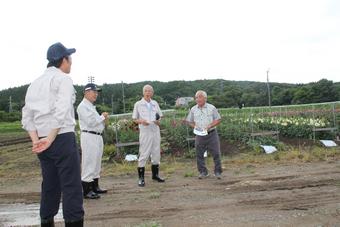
[0,79,339,114]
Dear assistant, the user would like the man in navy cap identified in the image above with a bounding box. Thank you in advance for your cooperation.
[22,42,84,226]
[77,83,109,199]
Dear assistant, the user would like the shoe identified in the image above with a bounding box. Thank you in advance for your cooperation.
[41,218,54,227]
[82,181,100,199]
[93,178,107,194]
[84,190,100,199]
[214,173,222,179]
[138,167,145,187]
[151,164,165,183]
[198,172,209,179]
[65,218,84,227]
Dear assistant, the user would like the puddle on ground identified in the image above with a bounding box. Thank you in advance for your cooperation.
[0,203,63,226]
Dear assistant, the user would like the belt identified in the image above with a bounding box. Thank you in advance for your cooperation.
[82,130,102,136]
[207,129,216,134]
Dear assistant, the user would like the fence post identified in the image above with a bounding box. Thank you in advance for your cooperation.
[114,116,121,159]
[250,108,254,142]
[312,105,316,141]
[332,103,336,130]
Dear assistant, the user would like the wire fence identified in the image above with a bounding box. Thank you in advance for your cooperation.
[107,101,340,156]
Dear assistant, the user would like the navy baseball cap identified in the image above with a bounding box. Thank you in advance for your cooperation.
[84,83,102,92]
[47,42,76,61]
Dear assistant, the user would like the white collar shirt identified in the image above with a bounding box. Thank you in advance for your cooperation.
[132,98,163,129]
[21,67,76,137]
[77,98,105,133]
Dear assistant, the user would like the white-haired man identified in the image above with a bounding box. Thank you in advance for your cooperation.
[186,90,223,179]
[132,84,165,187]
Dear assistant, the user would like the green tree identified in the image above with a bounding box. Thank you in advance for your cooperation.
[292,86,312,104]
[309,79,337,103]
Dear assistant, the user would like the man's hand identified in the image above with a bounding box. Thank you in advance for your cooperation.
[30,128,59,154]
[102,112,109,119]
[153,120,160,126]
[188,122,196,129]
[140,119,150,126]
[32,137,53,154]
[206,119,221,131]
[102,112,110,125]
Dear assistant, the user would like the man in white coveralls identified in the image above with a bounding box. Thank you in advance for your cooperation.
[77,83,109,199]
[132,84,165,187]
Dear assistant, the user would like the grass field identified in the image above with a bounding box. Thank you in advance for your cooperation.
[0,121,24,133]
[1,127,340,226]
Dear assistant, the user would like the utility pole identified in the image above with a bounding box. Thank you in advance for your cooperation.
[88,76,95,83]
[121,81,126,113]
[266,69,271,108]
[220,80,224,94]
[9,96,12,113]
[111,94,114,114]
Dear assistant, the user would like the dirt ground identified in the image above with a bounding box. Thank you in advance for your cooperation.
[1,157,340,226]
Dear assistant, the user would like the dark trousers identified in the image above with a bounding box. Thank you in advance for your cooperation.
[195,130,222,174]
[38,132,84,222]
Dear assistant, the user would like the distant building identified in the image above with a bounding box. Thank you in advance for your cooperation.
[175,97,194,107]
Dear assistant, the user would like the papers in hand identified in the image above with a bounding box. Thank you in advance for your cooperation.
[194,127,208,136]
[125,154,138,162]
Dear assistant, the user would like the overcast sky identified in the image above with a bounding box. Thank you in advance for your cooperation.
[0,0,339,90]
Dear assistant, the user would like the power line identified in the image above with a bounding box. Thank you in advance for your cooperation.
[121,81,126,113]
[88,76,95,83]
[266,69,271,108]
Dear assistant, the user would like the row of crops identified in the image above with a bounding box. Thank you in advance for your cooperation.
[218,102,339,141]
[1,102,338,159]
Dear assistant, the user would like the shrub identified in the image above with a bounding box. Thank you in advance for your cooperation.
[103,144,116,162]
[0,111,21,122]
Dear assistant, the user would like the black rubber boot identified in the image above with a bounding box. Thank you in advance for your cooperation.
[92,178,107,194]
[41,217,54,227]
[138,167,145,187]
[151,164,165,182]
[65,218,84,227]
[82,181,100,199]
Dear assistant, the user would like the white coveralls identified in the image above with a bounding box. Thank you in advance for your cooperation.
[132,98,163,167]
[77,98,105,182]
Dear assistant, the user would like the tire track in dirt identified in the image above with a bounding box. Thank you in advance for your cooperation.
[239,191,340,211]
[0,137,31,147]
[0,192,40,203]
[2,163,340,225]
[222,171,340,212]
[86,207,182,221]
[232,178,337,192]
[87,173,340,222]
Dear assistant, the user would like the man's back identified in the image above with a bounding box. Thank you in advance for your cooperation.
[22,66,76,137]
